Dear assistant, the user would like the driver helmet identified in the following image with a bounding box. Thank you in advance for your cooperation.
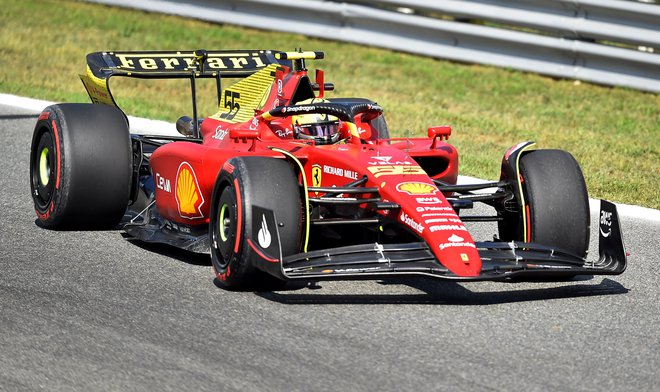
[292,98,340,145]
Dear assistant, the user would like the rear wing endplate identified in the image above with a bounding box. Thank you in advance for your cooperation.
[80,49,289,107]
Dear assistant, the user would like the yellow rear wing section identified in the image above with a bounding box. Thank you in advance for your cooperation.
[79,49,290,108]
[208,51,328,124]
[209,64,279,124]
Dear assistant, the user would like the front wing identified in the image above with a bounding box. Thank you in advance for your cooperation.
[260,200,626,282]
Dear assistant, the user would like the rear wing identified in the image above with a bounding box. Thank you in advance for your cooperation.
[80,49,290,107]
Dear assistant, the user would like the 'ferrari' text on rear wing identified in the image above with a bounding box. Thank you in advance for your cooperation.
[80,49,289,108]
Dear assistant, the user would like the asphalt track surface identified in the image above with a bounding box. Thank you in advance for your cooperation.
[1,104,658,391]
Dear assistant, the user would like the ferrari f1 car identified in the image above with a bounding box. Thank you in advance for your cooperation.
[30,49,626,289]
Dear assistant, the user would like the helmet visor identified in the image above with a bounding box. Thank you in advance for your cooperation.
[298,122,339,138]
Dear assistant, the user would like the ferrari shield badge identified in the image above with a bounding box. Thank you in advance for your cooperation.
[311,164,322,187]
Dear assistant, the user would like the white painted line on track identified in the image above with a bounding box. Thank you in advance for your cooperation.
[455,181,660,222]
[2,93,658,221]
[0,93,178,136]
[1,94,55,113]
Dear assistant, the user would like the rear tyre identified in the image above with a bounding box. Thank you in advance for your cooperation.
[498,149,590,258]
[209,157,301,290]
[29,104,132,229]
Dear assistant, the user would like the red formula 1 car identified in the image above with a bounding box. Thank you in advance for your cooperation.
[29,49,626,289]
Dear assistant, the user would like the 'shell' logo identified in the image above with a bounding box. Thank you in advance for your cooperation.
[396,181,437,195]
[175,162,205,219]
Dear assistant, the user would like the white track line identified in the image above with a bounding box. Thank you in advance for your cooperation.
[457,175,660,222]
[2,93,658,221]
[1,93,178,136]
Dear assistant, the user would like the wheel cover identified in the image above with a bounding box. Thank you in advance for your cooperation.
[219,203,229,242]
[32,132,55,210]
[39,147,50,186]
[213,188,236,269]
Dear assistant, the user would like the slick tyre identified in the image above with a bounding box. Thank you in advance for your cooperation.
[30,104,132,229]
[209,157,301,290]
[499,149,590,258]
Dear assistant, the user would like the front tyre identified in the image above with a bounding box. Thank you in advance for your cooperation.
[499,149,590,258]
[29,104,132,229]
[210,157,301,290]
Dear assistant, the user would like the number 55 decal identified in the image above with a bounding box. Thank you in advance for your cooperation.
[220,91,241,120]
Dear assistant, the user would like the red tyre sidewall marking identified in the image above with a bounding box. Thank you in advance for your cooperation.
[36,207,51,220]
[520,171,529,242]
[217,266,231,281]
[247,238,279,263]
[525,204,531,242]
[215,179,241,282]
[51,119,61,190]
[223,161,235,174]
[233,178,243,254]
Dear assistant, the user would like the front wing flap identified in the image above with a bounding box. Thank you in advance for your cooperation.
[280,240,624,282]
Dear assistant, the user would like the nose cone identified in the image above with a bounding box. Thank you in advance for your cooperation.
[359,149,482,277]
[382,182,482,277]
[432,232,482,276]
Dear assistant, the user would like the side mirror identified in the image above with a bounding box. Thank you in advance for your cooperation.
[230,129,259,139]
[428,125,451,140]
[428,125,451,149]
[230,128,259,151]
[176,116,194,136]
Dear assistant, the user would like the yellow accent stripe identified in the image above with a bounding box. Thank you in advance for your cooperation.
[515,142,536,241]
[261,112,275,121]
[270,148,310,253]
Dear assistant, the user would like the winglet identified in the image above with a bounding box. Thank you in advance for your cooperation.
[597,200,627,273]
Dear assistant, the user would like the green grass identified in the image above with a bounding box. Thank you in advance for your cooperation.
[1,0,658,209]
